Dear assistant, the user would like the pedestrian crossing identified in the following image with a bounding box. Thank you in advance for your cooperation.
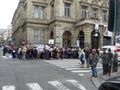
[44,59,102,76]
[2,54,12,59]
[1,79,86,90]
[2,85,15,90]
[26,83,43,90]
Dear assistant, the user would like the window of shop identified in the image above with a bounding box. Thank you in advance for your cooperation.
[102,10,107,22]
[51,4,54,19]
[81,6,87,18]
[33,30,45,44]
[92,8,98,18]
[34,5,45,19]
[64,3,70,17]
[34,5,39,18]
[40,6,45,19]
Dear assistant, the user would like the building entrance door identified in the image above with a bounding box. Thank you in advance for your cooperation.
[63,31,72,48]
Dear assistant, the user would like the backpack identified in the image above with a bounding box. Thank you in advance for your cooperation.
[80,53,84,59]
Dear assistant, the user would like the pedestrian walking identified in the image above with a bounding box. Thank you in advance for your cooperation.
[107,48,113,76]
[112,50,118,72]
[101,49,109,75]
[31,47,38,59]
[89,49,99,77]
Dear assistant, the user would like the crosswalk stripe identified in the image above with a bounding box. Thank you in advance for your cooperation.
[71,70,91,73]
[56,64,79,66]
[2,85,15,90]
[66,80,86,90]
[26,83,43,90]
[45,60,102,77]
[78,74,84,76]
[2,56,8,58]
[60,65,80,68]
[65,68,90,70]
[48,81,70,90]
[97,66,102,69]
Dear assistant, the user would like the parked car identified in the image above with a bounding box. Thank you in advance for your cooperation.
[98,76,120,90]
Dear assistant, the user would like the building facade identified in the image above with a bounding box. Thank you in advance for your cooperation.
[12,0,111,49]
[0,27,12,46]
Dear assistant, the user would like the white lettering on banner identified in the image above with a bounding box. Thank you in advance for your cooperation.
[48,81,70,90]
[2,85,15,90]
[26,83,43,90]
[66,80,86,90]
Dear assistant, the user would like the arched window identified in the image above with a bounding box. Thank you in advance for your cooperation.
[91,30,100,49]
[78,31,84,48]
[50,31,54,39]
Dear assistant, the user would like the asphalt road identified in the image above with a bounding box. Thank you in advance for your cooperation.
[0,49,101,90]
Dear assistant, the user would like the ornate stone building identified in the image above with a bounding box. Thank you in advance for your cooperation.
[12,0,110,49]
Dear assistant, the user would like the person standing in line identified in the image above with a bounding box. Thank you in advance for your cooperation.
[89,49,99,77]
[60,48,63,60]
[17,46,22,60]
[3,46,7,56]
[107,48,113,76]
[101,49,109,75]
[22,45,27,60]
[112,50,118,72]
[85,47,90,68]
[80,49,86,68]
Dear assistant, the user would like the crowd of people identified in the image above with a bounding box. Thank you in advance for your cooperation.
[2,45,119,77]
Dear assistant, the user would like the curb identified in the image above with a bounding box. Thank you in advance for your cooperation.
[91,69,120,89]
[91,70,103,89]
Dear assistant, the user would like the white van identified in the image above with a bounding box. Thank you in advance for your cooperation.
[102,45,116,54]
[115,46,120,62]
[100,45,120,62]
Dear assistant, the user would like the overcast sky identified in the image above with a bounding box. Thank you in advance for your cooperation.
[0,0,19,29]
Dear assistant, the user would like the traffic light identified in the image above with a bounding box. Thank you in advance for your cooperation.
[108,0,120,34]
[108,0,115,32]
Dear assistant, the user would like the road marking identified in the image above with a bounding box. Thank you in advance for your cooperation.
[2,56,7,58]
[97,66,102,69]
[65,68,90,70]
[56,64,79,66]
[71,70,91,73]
[2,85,15,90]
[26,83,43,90]
[60,65,80,68]
[48,81,70,90]
[66,80,86,90]
[78,74,84,76]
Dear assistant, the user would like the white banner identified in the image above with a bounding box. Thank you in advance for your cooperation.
[103,26,112,37]
[48,39,54,44]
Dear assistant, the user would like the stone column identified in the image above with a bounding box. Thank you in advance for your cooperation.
[84,25,92,48]
[54,27,63,48]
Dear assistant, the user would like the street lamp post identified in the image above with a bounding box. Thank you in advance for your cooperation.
[93,24,99,49]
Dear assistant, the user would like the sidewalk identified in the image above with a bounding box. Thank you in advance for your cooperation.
[92,66,120,89]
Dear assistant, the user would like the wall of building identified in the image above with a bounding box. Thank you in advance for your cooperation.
[12,0,110,49]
